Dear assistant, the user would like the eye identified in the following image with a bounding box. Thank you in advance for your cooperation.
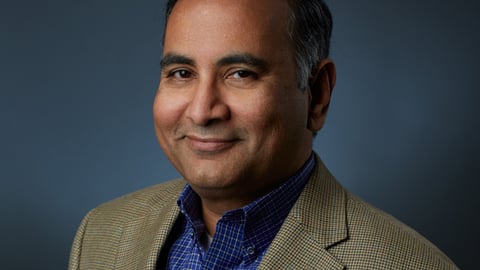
[170,69,193,79]
[224,69,260,88]
[228,70,257,80]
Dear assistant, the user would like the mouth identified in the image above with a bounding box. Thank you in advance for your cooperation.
[185,135,238,154]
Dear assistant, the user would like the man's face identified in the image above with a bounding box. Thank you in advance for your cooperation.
[153,0,315,200]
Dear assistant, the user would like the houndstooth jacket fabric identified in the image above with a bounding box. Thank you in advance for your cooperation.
[69,155,458,269]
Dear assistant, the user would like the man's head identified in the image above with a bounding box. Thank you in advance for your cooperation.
[164,0,333,91]
[154,0,335,206]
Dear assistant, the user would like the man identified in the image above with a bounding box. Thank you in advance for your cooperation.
[69,0,458,269]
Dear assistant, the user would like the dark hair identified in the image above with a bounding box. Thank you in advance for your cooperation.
[164,0,333,90]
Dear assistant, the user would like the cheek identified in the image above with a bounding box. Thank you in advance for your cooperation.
[230,94,273,127]
[153,92,187,149]
[153,92,186,128]
[249,92,309,147]
[239,89,307,128]
[230,95,286,150]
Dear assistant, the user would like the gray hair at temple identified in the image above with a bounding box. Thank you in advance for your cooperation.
[163,0,333,91]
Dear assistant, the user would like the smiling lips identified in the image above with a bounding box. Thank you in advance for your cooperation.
[185,135,238,153]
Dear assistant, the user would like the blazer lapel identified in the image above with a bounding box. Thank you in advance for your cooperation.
[258,219,345,269]
[114,184,183,270]
[259,155,348,269]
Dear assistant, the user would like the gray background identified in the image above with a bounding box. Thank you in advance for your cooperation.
[1,0,478,269]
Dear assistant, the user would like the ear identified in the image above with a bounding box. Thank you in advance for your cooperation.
[307,59,336,133]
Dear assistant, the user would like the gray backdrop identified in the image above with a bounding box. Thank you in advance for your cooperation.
[1,0,478,269]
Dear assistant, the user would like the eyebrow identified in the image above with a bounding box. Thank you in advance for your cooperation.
[217,53,268,71]
[160,53,195,69]
[160,52,269,71]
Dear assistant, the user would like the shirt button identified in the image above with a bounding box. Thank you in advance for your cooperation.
[246,246,255,255]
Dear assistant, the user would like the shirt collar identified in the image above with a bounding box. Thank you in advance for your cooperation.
[177,153,315,252]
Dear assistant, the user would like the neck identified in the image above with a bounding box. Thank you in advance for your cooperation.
[200,196,252,236]
[191,180,282,235]
[193,152,314,236]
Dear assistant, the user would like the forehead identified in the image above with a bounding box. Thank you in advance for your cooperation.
[163,0,292,61]
[168,0,290,24]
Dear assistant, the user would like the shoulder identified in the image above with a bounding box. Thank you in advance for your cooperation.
[300,155,458,269]
[336,192,458,269]
[87,179,186,220]
[69,179,186,269]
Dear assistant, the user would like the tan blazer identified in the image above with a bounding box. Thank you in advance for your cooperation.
[69,156,458,269]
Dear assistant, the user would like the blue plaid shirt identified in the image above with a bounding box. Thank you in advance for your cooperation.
[165,154,315,269]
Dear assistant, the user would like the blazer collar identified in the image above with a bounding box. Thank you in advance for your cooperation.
[258,154,348,269]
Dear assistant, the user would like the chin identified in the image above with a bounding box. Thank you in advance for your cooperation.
[184,171,243,191]
[187,175,233,190]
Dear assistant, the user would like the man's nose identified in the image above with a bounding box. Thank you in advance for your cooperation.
[185,80,230,126]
